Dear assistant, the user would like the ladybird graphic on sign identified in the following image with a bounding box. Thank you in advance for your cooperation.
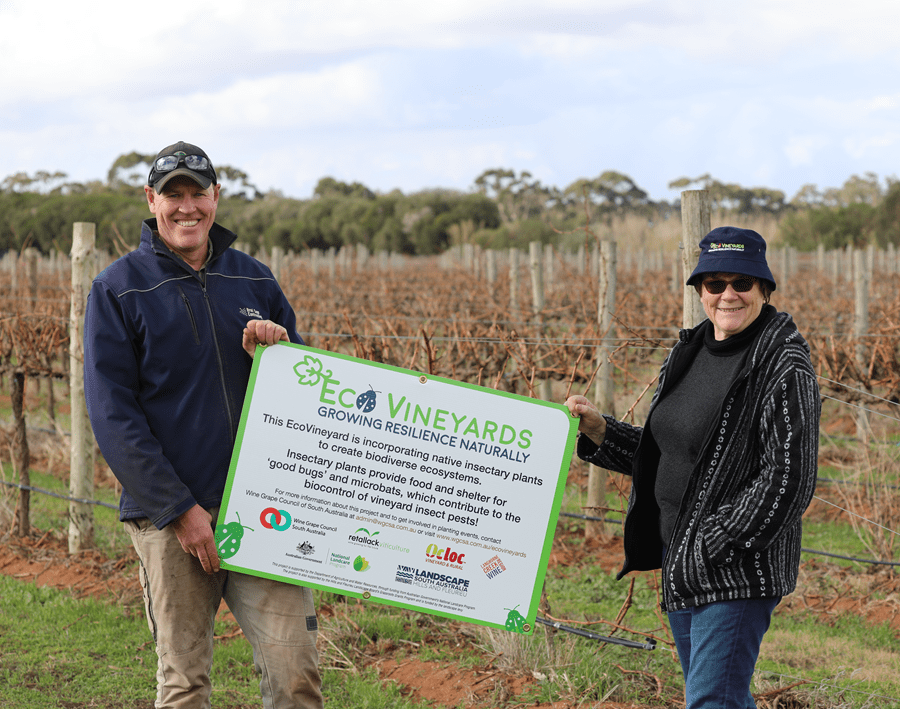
[356,386,379,413]
[219,343,578,634]
[214,513,253,559]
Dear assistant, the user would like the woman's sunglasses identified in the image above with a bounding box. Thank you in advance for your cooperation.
[702,276,756,294]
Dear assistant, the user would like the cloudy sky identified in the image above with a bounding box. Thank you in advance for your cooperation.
[2,0,898,202]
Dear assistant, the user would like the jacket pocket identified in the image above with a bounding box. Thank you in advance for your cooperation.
[178,287,201,345]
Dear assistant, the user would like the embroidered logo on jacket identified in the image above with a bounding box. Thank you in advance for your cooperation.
[240,307,262,320]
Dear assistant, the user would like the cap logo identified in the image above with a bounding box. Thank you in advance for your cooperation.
[708,242,745,253]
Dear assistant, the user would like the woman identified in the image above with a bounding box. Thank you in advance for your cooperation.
[566,226,820,709]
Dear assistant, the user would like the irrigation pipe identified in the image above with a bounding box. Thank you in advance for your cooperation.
[9,484,895,569]
[13,481,897,568]
[556,510,900,568]
[533,617,656,650]
[0,479,117,510]
[799,548,900,567]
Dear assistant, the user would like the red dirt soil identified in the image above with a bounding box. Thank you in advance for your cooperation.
[0,527,651,708]
[3,509,899,708]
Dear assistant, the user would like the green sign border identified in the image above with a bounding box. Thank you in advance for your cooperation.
[220,342,579,634]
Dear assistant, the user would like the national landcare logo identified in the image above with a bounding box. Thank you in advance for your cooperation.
[329,552,352,570]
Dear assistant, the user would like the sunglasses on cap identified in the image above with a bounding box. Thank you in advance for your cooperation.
[153,152,210,173]
[702,276,756,294]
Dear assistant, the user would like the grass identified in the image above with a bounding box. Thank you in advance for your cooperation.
[0,574,440,709]
[759,612,900,706]
[0,576,158,708]
[4,406,900,706]
[5,543,898,709]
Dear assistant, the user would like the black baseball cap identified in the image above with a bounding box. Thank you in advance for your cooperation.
[147,141,217,193]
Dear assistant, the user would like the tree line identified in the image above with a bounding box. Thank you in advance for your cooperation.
[1,153,898,256]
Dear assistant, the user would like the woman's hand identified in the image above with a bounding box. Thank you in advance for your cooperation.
[564,395,607,445]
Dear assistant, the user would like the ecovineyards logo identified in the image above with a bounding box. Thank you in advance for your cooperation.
[293,356,380,414]
[709,242,745,252]
[425,543,465,566]
[291,354,534,459]
[260,507,292,531]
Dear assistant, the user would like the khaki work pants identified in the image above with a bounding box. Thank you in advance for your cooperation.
[126,511,323,709]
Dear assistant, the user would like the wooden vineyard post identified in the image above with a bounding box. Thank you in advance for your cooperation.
[853,249,871,442]
[670,255,680,295]
[69,222,96,552]
[529,241,544,315]
[270,245,284,283]
[485,249,497,287]
[595,239,616,416]
[680,190,708,329]
[509,247,520,316]
[25,248,39,308]
[586,239,616,540]
[543,244,554,293]
[327,247,337,279]
[528,242,552,400]
[13,371,30,537]
[356,243,369,273]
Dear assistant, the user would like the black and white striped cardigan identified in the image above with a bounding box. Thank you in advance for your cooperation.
[577,308,820,611]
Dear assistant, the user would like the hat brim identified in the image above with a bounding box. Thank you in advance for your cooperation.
[152,168,213,193]
[687,256,777,291]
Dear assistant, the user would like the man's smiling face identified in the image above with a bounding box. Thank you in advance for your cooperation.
[145,176,220,270]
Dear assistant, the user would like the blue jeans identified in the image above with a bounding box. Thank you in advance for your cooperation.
[668,597,780,709]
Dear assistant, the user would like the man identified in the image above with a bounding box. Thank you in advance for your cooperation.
[84,141,322,709]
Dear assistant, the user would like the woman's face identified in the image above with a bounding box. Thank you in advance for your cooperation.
[700,272,766,340]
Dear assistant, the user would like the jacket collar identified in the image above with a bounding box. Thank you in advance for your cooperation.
[676,305,807,365]
[141,218,239,266]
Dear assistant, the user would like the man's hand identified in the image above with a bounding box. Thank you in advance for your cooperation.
[564,395,607,445]
[171,504,220,574]
[242,319,290,358]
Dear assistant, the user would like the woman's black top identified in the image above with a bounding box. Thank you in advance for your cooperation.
[648,309,772,546]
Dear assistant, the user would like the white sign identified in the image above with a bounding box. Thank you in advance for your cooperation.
[218,343,578,634]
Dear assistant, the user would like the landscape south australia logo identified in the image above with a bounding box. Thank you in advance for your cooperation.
[260,507,292,531]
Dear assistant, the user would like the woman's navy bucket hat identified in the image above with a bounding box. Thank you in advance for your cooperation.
[686,226,777,291]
